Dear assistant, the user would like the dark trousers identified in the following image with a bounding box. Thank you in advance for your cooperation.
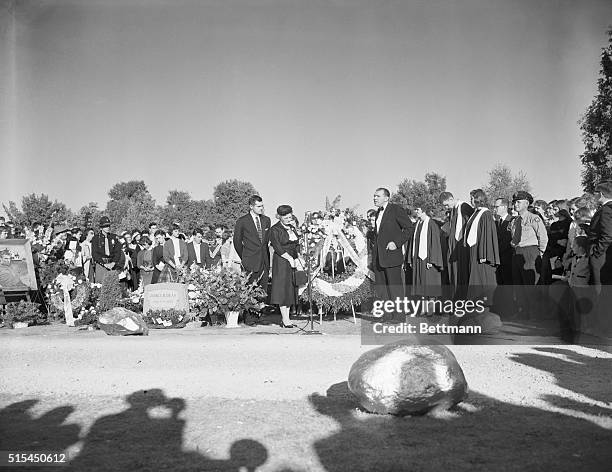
[374,263,404,302]
[512,245,542,317]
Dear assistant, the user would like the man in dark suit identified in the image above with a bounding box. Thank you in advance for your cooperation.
[372,188,414,305]
[187,228,211,268]
[494,197,513,285]
[589,180,612,288]
[233,195,272,294]
[91,216,124,283]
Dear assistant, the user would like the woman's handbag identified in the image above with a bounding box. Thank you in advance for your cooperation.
[293,269,308,287]
[293,259,308,287]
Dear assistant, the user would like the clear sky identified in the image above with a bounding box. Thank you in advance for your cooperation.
[1,0,612,221]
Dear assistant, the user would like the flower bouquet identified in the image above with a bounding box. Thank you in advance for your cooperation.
[143,308,190,329]
[184,266,267,324]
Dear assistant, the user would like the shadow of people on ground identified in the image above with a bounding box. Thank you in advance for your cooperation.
[509,347,612,406]
[309,381,612,472]
[1,390,269,472]
[0,399,81,452]
[67,388,268,471]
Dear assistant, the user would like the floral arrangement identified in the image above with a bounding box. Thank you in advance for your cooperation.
[295,198,376,315]
[117,288,144,313]
[3,301,45,328]
[184,266,266,316]
[47,273,91,313]
[74,306,99,328]
[143,309,190,329]
[38,258,71,289]
[301,208,364,274]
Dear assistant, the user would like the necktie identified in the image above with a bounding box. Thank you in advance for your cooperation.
[104,235,110,256]
[255,216,263,241]
[512,216,522,246]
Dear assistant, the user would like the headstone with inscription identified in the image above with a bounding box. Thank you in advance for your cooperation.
[143,283,189,315]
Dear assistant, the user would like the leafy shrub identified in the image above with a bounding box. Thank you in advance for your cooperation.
[4,301,45,327]
[98,270,122,312]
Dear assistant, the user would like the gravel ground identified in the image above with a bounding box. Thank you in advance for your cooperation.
[1,323,611,471]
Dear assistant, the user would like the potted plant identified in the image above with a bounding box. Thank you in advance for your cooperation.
[4,301,44,328]
[186,266,266,328]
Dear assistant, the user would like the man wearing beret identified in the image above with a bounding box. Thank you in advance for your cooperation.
[92,216,124,283]
[509,191,548,319]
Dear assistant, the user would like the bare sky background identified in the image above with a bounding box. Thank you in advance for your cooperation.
[1,0,612,220]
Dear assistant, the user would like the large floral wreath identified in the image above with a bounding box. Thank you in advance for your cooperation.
[47,273,91,313]
[298,207,375,313]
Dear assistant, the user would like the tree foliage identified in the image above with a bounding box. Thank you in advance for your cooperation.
[105,180,158,231]
[2,193,72,228]
[483,163,532,203]
[159,190,215,231]
[210,180,258,229]
[69,202,104,230]
[580,28,612,191]
[391,172,447,216]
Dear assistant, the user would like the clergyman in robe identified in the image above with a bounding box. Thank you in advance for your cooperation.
[407,207,444,298]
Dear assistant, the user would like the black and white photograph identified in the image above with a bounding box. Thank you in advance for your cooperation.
[1,1,611,470]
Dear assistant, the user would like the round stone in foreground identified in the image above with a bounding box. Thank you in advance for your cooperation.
[98,307,149,336]
[348,339,468,415]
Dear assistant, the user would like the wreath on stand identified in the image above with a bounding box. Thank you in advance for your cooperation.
[298,204,375,314]
[47,274,91,313]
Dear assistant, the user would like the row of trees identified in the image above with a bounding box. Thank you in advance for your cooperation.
[2,165,534,232]
[390,164,532,217]
[2,179,258,232]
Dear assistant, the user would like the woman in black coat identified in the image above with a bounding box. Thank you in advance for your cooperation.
[270,205,301,328]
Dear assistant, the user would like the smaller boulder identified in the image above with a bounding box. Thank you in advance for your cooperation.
[99,307,149,336]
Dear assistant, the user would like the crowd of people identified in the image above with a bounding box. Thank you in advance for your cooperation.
[1,181,611,337]
[365,182,612,340]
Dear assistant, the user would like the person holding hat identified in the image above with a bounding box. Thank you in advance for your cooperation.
[91,216,124,283]
[509,191,548,318]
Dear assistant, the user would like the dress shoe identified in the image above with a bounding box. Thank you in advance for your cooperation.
[280,322,295,328]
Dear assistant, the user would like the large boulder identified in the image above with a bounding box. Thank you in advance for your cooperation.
[348,339,467,415]
[98,307,149,336]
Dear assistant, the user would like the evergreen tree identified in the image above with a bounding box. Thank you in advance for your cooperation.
[580,28,612,191]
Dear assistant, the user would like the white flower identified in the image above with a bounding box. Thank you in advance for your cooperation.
[188,284,196,291]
